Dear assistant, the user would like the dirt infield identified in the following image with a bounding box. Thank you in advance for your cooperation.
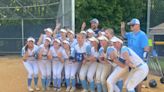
[0,55,164,92]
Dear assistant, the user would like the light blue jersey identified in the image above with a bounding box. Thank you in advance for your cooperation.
[120,46,144,66]
[21,45,39,61]
[49,46,65,60]
[124,30,148,59]
[74,42,91,62]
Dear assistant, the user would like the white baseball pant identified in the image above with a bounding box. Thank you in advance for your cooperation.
[125,63,149,92]
[23,60,39,78]
[107,66,129,92]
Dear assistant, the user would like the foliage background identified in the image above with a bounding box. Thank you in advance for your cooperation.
[75,0,148,33]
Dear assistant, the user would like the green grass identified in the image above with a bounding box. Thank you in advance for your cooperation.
[148,57,164,74]
[158,57,164,71]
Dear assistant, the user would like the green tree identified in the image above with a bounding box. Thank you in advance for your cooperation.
[75,0,147,33]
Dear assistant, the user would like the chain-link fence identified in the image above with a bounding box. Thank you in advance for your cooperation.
[148,0,164,56]
[0,0,75,54]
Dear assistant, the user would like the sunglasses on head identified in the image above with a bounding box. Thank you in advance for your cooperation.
[130,24,135,27]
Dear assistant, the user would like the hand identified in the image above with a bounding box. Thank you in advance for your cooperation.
[81,22,86,30]
[100,56,105,61]
[38,49,44,60]
[39,48,44,53]
[82,60,87,64]
[89,56,96,62]
[47,51,52,60]
[25,51,29,57]
[121,22,125,29]
[57,52,62,59]
[55,23,61,29]
[23,51,29,61]
[110,51,117,60]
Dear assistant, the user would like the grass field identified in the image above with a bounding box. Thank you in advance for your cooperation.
[0,55,164,92]
[148,56,164,76]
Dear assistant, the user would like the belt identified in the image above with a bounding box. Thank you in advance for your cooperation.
[28,56,34,57]
[42,55,47,57]
[65,58,69,61]
[136,63,143,68]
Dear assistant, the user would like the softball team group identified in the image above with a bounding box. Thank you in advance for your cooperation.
[22,18,149,92]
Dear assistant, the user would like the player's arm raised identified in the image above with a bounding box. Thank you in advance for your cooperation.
[37,34,43,46]
[120,22,126,37]
[57,52,64,63]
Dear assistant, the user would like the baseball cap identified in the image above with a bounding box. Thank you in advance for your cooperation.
[45,37,52,42]
[101,32,105,36]
[60,29,67,33]
[44,28,53,34]
[88,37,99,43]
[90,18,99,24]
[67,29,74,35]
[87,28,94,33]
[127,18,140,25]
[27,37,35,42]
[110,37,123,44]
[53,39,61,44]
[80,31,87,35]
[98,36,108,41]
[63,40,70,45]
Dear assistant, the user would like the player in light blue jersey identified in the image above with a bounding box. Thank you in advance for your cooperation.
[22,37,40,92]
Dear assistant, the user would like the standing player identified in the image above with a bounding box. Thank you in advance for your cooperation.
[47,38,65,91]
[74,33,90,92]
[121,18,149,91]
[62,40,78,92]
[37,28,53,46]
[87,37,99,92]
[110,37,149,92]
[22,37,40,92]
[96,36,112,92]
[79,36,99,92]
[37,37,51,91]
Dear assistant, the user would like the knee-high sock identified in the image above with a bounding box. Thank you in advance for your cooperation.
[97,83,102,92]
[57,78,61,88]
[71,78,76,87]
[81,80,88,90]
[34,77,38,87]
[65,78,70,87]
[90,81,95,92]
[28,78,32,87]
[116,80,123,92]
[42,79,46,89]
[54,78,58,88]
[46,78,50,87]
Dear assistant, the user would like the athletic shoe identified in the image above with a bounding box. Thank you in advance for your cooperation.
[54,88,57,91]
[57,88,61,92]
[42,88,46,91]
[35,87,40,91]
[46,87,50,91]
[70,87,76,92]
[66,86,71,92]
[81,89,88,92]
[28,87,34,92]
